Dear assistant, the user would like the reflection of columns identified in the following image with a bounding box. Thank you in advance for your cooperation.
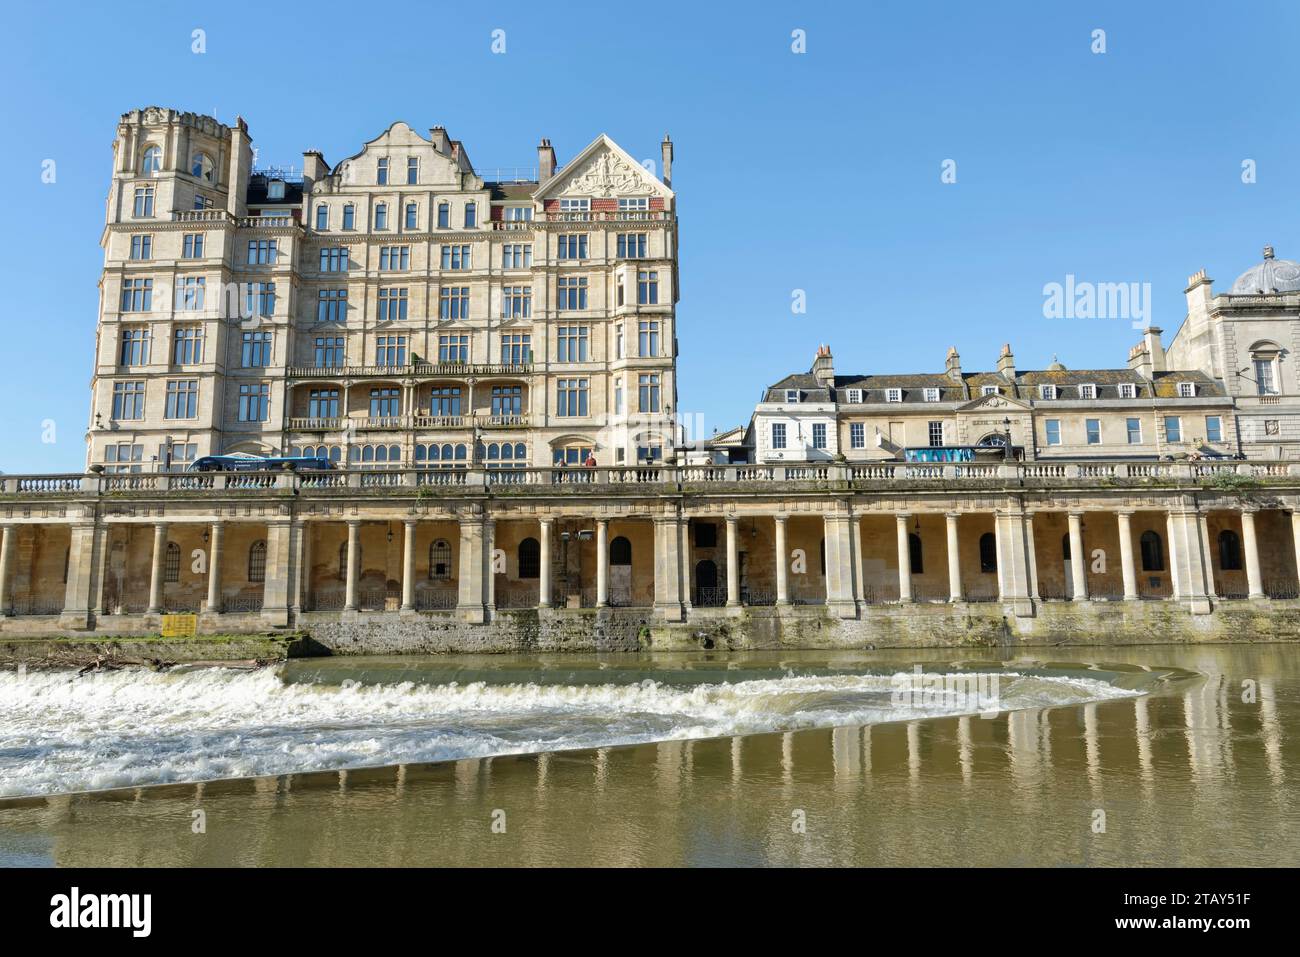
[1117,511,1138,600]
[725,515,740,606]
[596,518,609,607]
[945,513,962,602]
[538,519,553,608]
[205,522,224,613]
[1240,509,1265,599]
[1067,512,1087,601]
[344,520,360,611]
[401,519,417,610]
[0,525,14,617]
[895,514,913,602]
[147,522,168,614]
[774,515,790,606]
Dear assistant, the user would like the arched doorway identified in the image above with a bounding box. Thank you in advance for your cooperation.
[695,558,721,606]
[609,535,632,605]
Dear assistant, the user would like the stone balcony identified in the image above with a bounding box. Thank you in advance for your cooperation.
[286,362,532,380]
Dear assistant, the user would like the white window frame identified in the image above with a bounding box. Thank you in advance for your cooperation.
[785,389,800,404]
[981,385,999,396]
[923,387,941,402]
[1079,383,1097,400]
[885,388,903,403]
[1039,384,1057,400]
[845,388,863,404]
[1178,382,1196,398]
[1119,383,1137,399]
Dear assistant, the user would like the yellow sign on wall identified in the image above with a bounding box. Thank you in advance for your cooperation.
[161,613,198,637]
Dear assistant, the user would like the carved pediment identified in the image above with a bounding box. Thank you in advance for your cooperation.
[957,391,1033,413]
[535,134,672,200]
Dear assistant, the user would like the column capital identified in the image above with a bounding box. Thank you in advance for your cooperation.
[346,518,362,529]
[945,512,961,521]
[895,512,912,522]
[773,513,788,525]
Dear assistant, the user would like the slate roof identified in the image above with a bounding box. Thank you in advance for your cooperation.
[245,177,303,206]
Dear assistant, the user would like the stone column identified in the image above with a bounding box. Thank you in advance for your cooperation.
[344,520,360,611]
[1240,509,1265,599]
[945,513,962,602]
[1068,512,1088,601]
[596,518,609,607]
[401,519,417,610]
[1117,511,1138,600]
[59,521,99,630]
[852,514,866,606]
[725,515,740,607]
[822,511,858,618]
[1197,511,1217,599]
[292,519,311,616]
[1166,505,1212,614]
[0,525,15,617]
[652,515,687,620]
[895,514,912,602]
[485,519,497,613]
[147,522,168,614]
[205,522,224,613]
[774,515,790,606]
[1025,513,1041,601]
[456,516,487,622]
[538,518,553,608]
[1291,510,1300,597]
[262,521,292,626]
[993,508,1036,617]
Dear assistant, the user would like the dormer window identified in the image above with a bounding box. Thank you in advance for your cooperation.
[1079,383,1097,399]
[982,385,999,396]
[1039,384,1057,400]
[1119,383,1137,399]
[1178,382,1196,398]
[923,387,940,402]
[267,179,285,200]
[886,388,903,403]
[846,388,863,404]
[785,389,800,404]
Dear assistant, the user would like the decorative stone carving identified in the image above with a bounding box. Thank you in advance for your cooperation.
[563,149,646,197]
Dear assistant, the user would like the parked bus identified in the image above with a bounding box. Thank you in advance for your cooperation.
[189,454,333,472]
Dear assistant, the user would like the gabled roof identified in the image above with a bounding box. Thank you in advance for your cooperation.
[532,133,673,201]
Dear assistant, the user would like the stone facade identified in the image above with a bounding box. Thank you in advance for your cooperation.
[5,463,1300,650]
[89,108,678,473]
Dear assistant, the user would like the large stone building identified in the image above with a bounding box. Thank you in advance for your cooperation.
[89,107,679,473]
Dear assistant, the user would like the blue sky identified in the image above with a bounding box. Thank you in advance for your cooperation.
[3,0,1298,472]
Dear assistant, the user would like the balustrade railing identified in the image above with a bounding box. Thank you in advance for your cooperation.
[8,459,1300,496]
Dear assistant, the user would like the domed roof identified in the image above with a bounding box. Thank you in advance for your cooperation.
[1230,246,1300,295]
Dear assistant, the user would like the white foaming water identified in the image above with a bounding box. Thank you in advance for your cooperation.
[0,666,1140,798]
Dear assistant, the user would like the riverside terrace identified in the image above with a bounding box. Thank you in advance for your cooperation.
[4,459,1300,651]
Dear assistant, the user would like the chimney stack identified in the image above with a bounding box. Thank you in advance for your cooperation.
[996,343,1016,380]
[944,346,962,381]
[661,133,673,188]
[226,115,251,218]
[538,138,556,185]
[429,126,451,154]
[812,344,835,388]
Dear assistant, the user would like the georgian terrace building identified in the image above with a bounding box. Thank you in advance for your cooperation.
[90,108,679,474]
[750,247,1300,467]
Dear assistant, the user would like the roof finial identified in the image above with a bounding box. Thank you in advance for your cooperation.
[1264,245,1275,260]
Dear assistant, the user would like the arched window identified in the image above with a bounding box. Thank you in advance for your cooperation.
[610,536,632,566]
[164,542,181,583]
[247,541,267,582]
[342,204,355,230]
[979,532,997,572]
[908,533,923,574]
[1218,529,1243,571]
[315,204,328,230]
[429,539,452,580]
[518,538,540,579]
[1140,531,1164,572]
[374,202,388,229]
[142,145,162,175]
[191,152,215,182]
